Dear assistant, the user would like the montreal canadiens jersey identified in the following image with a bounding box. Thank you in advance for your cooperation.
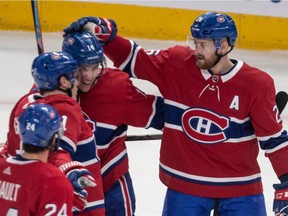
[103,35,288,198]
[2,92,104,214]
[0,156,74,216]
[78,68,164,191]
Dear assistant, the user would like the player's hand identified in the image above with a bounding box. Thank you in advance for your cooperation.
[63,17,89,34]
[273,181,288,215]
[59,161,96,212]
[63,16,117,44]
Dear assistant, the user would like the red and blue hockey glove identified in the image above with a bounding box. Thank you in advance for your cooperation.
[59,161,96,212]
[63,16,117,45]
[273,181,288,215]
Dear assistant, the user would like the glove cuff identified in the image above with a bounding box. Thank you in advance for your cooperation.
[280,174,288,183]
[58,161,84,174]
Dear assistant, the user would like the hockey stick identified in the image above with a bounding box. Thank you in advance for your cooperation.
[126,134,162,141]
[31,0,44,54]
[126,91,288,141]
[276,91,288,114]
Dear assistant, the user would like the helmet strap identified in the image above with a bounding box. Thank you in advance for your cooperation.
[46,133,59,152]
[212,40,234,68]
[88,62,106,91]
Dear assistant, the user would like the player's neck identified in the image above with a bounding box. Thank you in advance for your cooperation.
[210,57,234,75]
[22,151,48,162]
[42,89,67,97]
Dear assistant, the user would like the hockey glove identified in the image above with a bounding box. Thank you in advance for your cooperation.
[59,161,96,212]
[63,16,117,45]
[63,17,89,34]
[273,181,288,215]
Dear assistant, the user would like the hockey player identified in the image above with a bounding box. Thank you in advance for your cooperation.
[0,103,74,216]
[0,51,104,215]
[64,12,288,215]
[62,31,164,216]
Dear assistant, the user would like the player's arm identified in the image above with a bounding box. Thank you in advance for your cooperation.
[52,103,82,161]
[49,149,97,212]
[119,73,165,129]
[49,104,96,212]
[58,161,97,212]
[250,78,288,215]
[251,80,288,177]
[48,145,96,212]
[63,16,171,84]
[63,16,134,70]
[3,93,35,157]
[72,115,99,162]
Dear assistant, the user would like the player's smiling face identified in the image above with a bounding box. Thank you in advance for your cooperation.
[193,38,218,69]
[77,64,101,92]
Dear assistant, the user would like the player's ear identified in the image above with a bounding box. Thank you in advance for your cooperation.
[218,40,229,55]
[58,76,71,89]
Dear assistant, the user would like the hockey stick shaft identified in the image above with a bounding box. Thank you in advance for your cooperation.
[126,134,162,141]
[31,0,44,54]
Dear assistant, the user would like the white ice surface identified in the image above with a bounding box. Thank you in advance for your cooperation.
[1,31,288,215]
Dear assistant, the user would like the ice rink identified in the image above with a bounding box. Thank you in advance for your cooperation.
[0,30,288,215]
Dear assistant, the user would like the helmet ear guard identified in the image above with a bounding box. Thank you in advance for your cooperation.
[191,11,238,49]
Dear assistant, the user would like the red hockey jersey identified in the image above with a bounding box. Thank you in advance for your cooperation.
[1,93,104,215]
[103,35,288,198]
[78,68,164,191]
[0,156,74,216]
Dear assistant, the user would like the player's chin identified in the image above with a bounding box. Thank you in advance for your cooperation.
[196,60,206,69]
[78,83,92,93]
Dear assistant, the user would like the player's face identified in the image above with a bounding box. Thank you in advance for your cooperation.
[192,38,218,69]
[77,64,101,92]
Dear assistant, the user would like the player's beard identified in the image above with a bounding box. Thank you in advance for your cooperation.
[195,53,219,70]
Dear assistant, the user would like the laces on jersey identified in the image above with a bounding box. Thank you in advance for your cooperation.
[198,74,221,102]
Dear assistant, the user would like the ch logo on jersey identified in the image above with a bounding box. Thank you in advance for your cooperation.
[81,111,96,132]
[182,108,229,144]
[85,119,96,132]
